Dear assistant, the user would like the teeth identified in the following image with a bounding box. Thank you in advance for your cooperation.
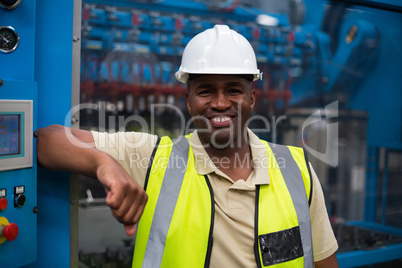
[212,117,230,123]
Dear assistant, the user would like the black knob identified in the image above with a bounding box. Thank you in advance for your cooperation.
[14,194,26,208]
[0,0,21,9]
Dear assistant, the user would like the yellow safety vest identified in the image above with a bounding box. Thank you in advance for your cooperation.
[133,135,314,268]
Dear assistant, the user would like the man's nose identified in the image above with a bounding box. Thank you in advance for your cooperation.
[210,91,231,110]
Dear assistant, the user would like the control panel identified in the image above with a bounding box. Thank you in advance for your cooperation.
[0,91,38,268]
[0,0,38,266]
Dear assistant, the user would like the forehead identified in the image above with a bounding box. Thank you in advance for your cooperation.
[188,74,252,89]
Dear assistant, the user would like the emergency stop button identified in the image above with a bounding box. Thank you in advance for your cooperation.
[2,223,18,241]
[0,198,7,211]
[0,217,18,244]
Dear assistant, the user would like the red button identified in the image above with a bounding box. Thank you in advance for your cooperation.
[0,198,7,211]
[2,223,18,241]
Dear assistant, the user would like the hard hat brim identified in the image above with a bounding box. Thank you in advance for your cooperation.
[175,70,262,84]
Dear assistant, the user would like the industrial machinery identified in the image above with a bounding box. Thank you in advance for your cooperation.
[0,0,401,267]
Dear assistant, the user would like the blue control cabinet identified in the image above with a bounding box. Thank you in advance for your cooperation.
[0,0,38,266]
[1,0,74,266]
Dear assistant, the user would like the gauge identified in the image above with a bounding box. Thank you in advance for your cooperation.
[0,0,21,10]
[0,26,19,53]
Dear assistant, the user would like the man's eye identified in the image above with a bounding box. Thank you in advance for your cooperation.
[228,88,242,94]
[198,90,212,95]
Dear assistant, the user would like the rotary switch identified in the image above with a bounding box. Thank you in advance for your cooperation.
[14,194,26,208]
[0,217,19,244]
[14,186,26,208]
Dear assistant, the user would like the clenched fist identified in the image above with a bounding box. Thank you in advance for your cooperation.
[96,155,148,236]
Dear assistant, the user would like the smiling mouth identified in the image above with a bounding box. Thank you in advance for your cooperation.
[209,116,235,128]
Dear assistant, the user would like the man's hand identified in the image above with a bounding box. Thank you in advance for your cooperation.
[96,155,148,236]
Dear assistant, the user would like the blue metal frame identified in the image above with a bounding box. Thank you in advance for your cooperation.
[84,0,269,22]
[25,0,75,267]
[328,0,402,13]
[337,221,402,267]
[338,243,402,267]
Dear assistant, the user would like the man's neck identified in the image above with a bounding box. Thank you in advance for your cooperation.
[203,140,254,182]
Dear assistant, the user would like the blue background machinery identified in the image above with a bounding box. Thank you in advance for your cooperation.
[78,0,402,267]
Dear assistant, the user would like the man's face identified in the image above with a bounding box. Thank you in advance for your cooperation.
[186,74,255,148]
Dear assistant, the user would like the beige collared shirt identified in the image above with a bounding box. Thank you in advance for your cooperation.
[92,129,338,266]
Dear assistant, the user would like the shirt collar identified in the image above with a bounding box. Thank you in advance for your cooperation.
[189,129,270,185]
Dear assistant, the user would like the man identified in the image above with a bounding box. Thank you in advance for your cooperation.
[37,25,339,267]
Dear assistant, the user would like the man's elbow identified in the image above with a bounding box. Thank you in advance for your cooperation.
[37,124,66,138]
[36,124,66,168]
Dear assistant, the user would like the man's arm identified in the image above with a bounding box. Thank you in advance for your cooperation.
[308,162,339,267]
[315,253,339,268]
[36,124,147,236]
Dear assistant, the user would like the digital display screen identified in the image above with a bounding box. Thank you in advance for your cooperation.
[0,114,21,157]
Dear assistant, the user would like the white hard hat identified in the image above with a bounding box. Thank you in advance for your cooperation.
[175,24,262,84]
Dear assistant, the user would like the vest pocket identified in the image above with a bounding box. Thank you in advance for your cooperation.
[259,226,303,266]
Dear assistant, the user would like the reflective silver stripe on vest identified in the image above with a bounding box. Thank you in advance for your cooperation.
[142,137,190,268]
[269,143,314,267]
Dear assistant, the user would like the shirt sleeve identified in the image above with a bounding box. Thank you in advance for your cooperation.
[91,131,158,188]
[309,162,339,262]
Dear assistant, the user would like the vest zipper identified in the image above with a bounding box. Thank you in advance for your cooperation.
[204,175,215,268]
[143,137,161,191]
[254,185,262,268]
[303,148,314,207]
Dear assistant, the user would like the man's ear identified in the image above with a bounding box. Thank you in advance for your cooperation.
[186,92,191,114]
[250,88,256,112]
